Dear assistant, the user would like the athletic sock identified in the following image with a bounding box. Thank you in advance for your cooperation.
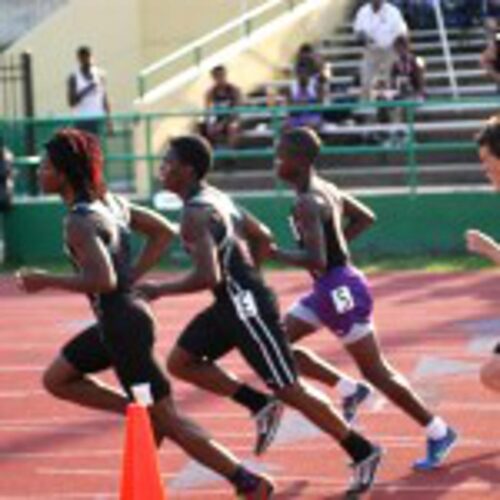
[230,466,260,492]
[232,384,270,415]
[340,430,375,463]
[426,416,448,440]
[337,377,359,398]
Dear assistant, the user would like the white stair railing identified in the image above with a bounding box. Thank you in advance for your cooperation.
[432,0,459,98]
[137,0,311,98]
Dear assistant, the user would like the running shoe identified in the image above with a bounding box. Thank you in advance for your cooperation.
[345,445,383,497]
[253,398,284,455]
[413,427,458,470]
[342,382,372,423]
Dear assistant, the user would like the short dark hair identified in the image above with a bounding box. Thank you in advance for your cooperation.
[281,127,322,164]
[77,46,91,58]
[170,135,213,179]
[299,43,313,54]
[211,65,226,76]
[476,115,500,158]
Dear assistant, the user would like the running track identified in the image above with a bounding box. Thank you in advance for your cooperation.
[1,271,500,499]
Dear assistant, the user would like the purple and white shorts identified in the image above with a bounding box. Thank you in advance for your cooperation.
[287,265,374,344]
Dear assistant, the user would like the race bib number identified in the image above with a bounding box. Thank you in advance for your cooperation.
[331,286,355,314]
[233,290,258,320]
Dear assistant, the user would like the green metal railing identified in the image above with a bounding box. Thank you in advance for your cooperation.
[0,96,496,198]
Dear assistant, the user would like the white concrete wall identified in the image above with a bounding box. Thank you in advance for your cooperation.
[4,0,276,116]
[5,0,142,116]
[137,0,350,152]
[141,0,270,64]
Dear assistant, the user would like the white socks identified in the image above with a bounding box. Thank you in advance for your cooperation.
[426,416,448,440]
[337,377,359,398]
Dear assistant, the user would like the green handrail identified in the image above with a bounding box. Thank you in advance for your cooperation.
[1,96,494,198]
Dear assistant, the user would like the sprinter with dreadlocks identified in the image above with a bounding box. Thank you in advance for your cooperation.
[15,128,275,499]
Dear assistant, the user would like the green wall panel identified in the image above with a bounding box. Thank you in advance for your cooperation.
[4,191,500,265]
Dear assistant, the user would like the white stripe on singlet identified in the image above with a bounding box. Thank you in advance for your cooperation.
[223,246,295,388]
[196,188,295,388]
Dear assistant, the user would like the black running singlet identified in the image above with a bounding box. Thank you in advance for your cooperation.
[290,179,350,273]
[66,193,133,316]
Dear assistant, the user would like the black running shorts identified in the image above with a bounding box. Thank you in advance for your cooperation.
[62,297,170,402]
[177,291,297,390]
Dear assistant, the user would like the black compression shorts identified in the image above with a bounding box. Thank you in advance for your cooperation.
[62,297,170,403]
[494,342,500,355]
[177,291,297,390]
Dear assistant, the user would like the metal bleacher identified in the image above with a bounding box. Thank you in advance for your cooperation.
[211,22,498,192]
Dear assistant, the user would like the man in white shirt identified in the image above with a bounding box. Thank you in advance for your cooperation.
[354,0,408,99]
[67,46,112,135]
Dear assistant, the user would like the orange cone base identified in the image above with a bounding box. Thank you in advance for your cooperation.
[120,403,166,500]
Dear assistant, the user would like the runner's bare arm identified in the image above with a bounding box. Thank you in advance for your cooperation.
[17,214,116,294]
[238,207,274,267]
[129,203,178,282]
[341,191,376,242]
[139,206,221,298]
[466,229,500,265]
[271,195,327,274]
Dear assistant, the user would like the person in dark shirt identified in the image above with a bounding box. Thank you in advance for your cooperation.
[481,31,500,90]
[203,65,242,148]
[391,35,425,100]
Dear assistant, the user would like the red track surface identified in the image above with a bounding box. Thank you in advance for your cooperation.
[1,271,499,499]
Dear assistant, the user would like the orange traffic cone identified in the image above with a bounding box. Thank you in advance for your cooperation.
[120,402,166,500]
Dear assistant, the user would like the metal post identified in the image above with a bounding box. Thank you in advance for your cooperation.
[240,0,249,38]
[145,115,154,197]
[194,46,203,66]
[406,103,418,196]
[432,0,458,98]
[138,74,146,99]
[21,51,37,195]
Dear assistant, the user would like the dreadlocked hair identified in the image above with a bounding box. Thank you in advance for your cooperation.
[45,128,106,201]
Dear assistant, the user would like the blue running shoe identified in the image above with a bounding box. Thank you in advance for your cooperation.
[413,427,458,470]
[342,383,372,423]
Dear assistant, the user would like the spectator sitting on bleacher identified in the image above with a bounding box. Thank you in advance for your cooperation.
[370,35,424,148]
[202,65,242,149]
[294,43,329,87]
[390,35,425,101]
[284,66,324,131]
[354,0,408,100]
[480,31,500,90]
[485,0,500,39]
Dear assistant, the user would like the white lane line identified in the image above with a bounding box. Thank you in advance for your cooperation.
[0,366,44,373]
[0,417,121,426]
[3,436,494,461]
[168,482,499,495]
[34,468,500,494]
[0,390,45,398]
[0,427,99,435]
[0,495,116,499]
